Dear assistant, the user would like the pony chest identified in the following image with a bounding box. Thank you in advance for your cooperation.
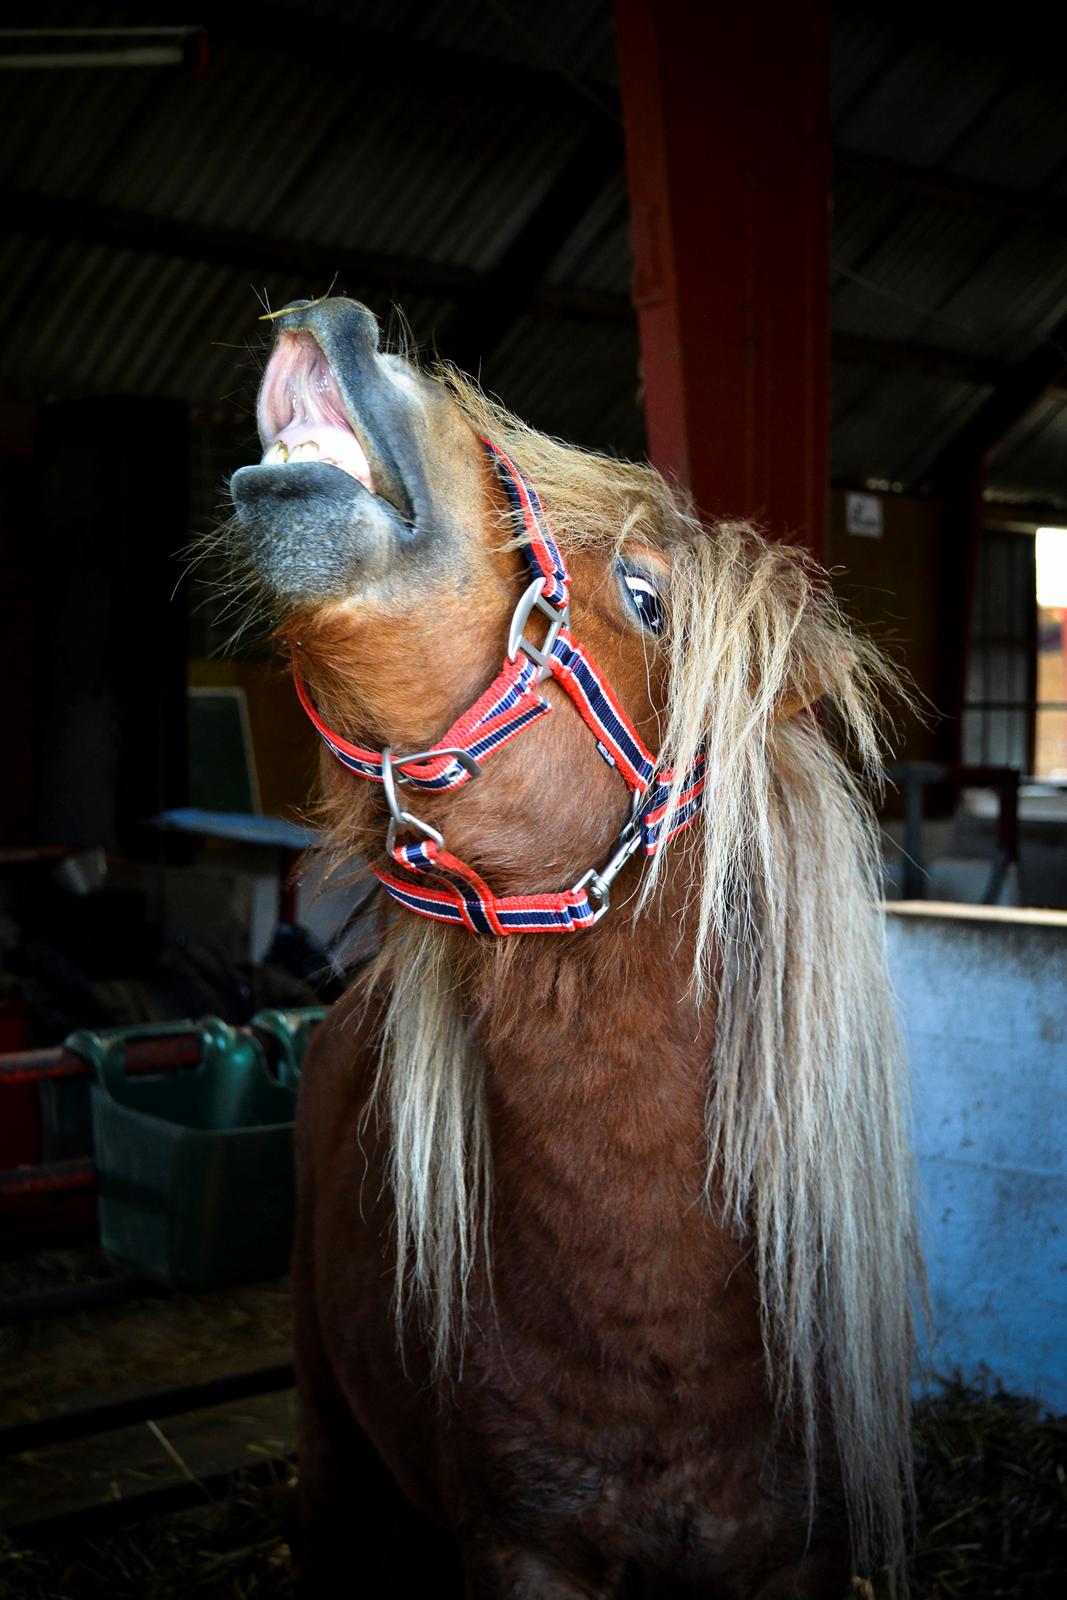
[485,1067,742,1358]
[453,1361,779,1584]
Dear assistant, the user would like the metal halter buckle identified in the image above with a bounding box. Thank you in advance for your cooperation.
[570,792,645,924]
[380,745,480,855]
[507,576,570,683]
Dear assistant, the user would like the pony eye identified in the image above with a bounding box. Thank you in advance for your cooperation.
[617,560,665,633]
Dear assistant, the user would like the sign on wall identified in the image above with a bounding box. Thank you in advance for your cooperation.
[846,491,884,538]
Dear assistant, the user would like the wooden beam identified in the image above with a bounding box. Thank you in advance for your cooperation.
[982,496,1067,528]
[615,0,831,551]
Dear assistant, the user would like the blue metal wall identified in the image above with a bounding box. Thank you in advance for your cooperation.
[887,904,1067,1410]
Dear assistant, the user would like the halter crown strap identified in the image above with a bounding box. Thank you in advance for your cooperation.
[482,437,569,607]
[294,438,705,934]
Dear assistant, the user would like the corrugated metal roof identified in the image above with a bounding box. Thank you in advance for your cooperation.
[944,72,1067,192]
[835,36,1014,168]
[826,9,1067,496]
[832,198,1009,349]
[0,0,1064,508]
[487,309,642,456]
[413,0,619,86]
[545,175,630,294]
[832,368,993,486]
[990,393,1067,504]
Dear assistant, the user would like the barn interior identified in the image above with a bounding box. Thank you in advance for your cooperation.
[1,3,1065,1596]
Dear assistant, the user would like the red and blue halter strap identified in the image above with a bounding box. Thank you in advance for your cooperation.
[294,438,706,934]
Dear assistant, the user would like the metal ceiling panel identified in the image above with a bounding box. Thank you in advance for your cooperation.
[834,34,1013,169]
[992,393,1067,503]
[0,0,1064,505]
[831,367,991,485]
[945,72,1067,193]
[544,174,629,293]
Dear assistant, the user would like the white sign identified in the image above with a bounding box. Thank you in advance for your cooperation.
[846,491,884,538]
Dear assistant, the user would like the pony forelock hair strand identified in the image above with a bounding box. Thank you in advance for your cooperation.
[357,372,920,1583]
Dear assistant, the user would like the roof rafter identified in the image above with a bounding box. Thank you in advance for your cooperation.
[3,188,477,300]
[1,187,630,329]
[832,333,1009,387]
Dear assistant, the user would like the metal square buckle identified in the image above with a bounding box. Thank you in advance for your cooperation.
[507,577,570,683]
[381,746,468,856]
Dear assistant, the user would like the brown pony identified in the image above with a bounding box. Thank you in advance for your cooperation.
[229,297,920,1597]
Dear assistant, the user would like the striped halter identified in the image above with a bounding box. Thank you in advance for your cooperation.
[294,438,705,935]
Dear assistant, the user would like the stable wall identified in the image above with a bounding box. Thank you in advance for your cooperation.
[886,903,1067,1409]
[828,488,951,765]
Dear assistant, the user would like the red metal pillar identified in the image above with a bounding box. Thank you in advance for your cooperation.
[615,0,830,554]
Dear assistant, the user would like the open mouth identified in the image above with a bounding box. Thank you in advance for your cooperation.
[232,298,430,602]
[256,327,411,520]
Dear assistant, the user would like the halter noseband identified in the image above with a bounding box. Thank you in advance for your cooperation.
[294,438,705,935]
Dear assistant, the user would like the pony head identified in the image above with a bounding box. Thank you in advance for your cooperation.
[231,296,885,955]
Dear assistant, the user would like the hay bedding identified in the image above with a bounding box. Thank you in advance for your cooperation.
[0,1470,298,1599]
[1,1380,1064,1597]
[896,1378,1067,1598]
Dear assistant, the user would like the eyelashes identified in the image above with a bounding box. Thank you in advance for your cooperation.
[617,559,666,634]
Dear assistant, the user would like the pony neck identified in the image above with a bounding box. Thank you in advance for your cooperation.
[467,867,711,1134]
[457,879,744,1363]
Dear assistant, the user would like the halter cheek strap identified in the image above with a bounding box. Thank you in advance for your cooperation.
[293,437,705,934]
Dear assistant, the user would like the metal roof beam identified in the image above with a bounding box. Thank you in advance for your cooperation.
[832,334,1008,388]
[2,187,478,300]
[2,187,633,331]
[834,147,1067,236]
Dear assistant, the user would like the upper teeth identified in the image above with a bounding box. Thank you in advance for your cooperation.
[290,441,320,460]
[263,441,288,463]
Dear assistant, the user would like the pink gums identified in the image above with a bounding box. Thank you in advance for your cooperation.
[258,330,376,492]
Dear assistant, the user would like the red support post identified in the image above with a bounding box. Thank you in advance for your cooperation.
[615,0,831,554]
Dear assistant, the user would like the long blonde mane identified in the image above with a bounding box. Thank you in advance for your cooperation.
[357,373,920,1583]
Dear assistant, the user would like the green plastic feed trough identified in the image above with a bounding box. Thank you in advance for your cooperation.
[68,1011,323,1292]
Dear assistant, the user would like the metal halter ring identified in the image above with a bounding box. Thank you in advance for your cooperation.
[507,577,570,683]
[570,791,645,924]
[381,745,481,856]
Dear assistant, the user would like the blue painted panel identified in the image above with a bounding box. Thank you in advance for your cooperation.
[886,907,1067,1410]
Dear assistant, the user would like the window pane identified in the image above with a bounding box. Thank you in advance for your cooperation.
[1035,708,1067,780]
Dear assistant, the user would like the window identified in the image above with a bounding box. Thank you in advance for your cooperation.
[962,527,1036,773]
[963,524,1067,780]
[1035,527,1067,780]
